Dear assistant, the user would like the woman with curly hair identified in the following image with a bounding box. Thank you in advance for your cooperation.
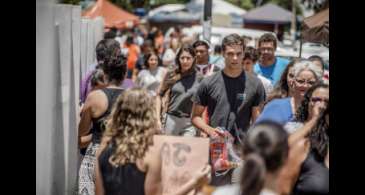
[278,83,329,195]
[95,88,212,195]
[78,39,127,195]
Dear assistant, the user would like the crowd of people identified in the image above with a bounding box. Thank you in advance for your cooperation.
[77,25,329,195]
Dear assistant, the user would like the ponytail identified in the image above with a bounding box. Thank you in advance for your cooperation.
[240,153,266,195]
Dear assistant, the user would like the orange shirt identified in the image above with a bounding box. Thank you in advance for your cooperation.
[124,44,140,70]
[154,35,164,55]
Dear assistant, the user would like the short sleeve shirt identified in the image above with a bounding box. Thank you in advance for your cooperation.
[192,70,266,136]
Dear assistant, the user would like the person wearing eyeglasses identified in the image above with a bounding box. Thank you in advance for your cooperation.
[277,83,329,195]
[254,33,290,86]
[255,60,323,126]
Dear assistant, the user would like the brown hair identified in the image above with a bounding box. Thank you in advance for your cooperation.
[159,43,197,96]
[241,121,289,195]
[103,88,159,166]
[243,46,259,62]
[144,51,161,69]
[258,33,277,49]
[221,33,245,52]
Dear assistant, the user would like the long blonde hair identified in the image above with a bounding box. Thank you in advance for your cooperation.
[104,88,159,166]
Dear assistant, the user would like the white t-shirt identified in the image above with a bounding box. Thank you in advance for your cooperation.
[136,66,166,93]
[162,48,176,66]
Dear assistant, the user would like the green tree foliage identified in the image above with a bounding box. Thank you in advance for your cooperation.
[61,0,82,5]
[225,0,303,16]
[301,0,329,12]
[226,0,255,10]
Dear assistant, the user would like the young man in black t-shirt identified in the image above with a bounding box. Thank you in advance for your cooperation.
[191,34,266,186]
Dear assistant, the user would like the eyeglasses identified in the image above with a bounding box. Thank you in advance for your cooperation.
[288,73,295,78]
[259,48,274,52]
[311,97,329,104]
[295,79,317,86]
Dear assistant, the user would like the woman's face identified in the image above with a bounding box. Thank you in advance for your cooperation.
[308,87,329,119]
[287,66,295,90]
[148,54,159,69]
[179,51,194,72]
[293,70,317,98]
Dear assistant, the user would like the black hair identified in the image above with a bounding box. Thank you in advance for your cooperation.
[258,33,277,49]
[143,52,161,69]
[126,36,134,45]
[103,30,116,39]
[295,83,329,160]
[214,45,222,54]
[160,44,197,97]
[308,55,325,71]
[90,68,105,88]
[97,39,127,84]
[193,40,210,50]
[95,39,120,63]
[222,33,244,52]
[243,46,258,62]
[241,120,289,195]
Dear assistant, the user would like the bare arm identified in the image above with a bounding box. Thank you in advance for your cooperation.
[79,91,107,137]
[251,106,261,124]
[78,99,93,137]
[144,147,162,195]
[173,165,211,195]
[289,102,326,146]
[191,103,221,137]
[277,139,310,195]
[79,134,92,148]
[288,118,318,147]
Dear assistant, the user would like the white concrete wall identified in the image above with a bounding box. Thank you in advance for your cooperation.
[36,1,104,194]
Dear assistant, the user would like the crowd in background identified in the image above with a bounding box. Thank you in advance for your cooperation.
[77,24,329,195]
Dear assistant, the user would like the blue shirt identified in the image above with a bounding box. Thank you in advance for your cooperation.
[255,98,294,125]
[254,57,289,86]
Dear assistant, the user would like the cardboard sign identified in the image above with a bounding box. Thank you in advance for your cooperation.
[153,135,210,195]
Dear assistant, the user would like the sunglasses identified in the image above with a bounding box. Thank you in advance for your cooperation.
[295,79,317,86]
[311,97,329,104]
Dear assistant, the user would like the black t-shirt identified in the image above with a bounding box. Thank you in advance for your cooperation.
[192,70,265,140]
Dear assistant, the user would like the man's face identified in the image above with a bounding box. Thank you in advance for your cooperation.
[223,44,243,70]
[195,45,209,64]
[258,41,275,62]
